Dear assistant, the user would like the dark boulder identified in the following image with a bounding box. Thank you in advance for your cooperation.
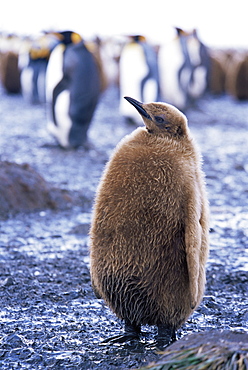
[0,161,73,219]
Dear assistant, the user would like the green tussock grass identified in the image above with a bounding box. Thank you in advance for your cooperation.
[137,346,248,370]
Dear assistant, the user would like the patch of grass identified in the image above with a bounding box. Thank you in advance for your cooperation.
[136,346,248,370]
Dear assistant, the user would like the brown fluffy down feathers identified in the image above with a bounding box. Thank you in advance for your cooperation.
[90,100,209,330]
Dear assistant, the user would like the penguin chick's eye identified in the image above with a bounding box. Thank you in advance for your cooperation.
[154,116,171,131]
[155,116,164,123]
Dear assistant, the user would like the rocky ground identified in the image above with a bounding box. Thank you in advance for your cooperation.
[0,85,247,369]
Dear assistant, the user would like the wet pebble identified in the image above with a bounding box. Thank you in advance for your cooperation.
[1,276,14,287]
[1,334,26,349]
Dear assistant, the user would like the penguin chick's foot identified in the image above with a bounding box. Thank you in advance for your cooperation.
[156,325,176,349]
[101,321,141,344]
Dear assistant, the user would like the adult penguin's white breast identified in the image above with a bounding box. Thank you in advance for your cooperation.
[119,43,148,124]
[158,39,187,110]
[46,43,65,103]
[46,44,72,148]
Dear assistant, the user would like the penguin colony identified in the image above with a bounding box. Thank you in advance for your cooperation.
[1,29,247,151]
[90,96,209,345]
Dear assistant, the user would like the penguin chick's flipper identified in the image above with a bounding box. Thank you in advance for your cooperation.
[101,320,141,344]
[156,325,176,349]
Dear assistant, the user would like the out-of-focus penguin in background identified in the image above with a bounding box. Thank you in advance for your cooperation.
[19,32,60,104]
[119,35,160,124]
[46,31,102,149]
[159,28,210,110]
[225,50,248,100]
[0,33,22,94]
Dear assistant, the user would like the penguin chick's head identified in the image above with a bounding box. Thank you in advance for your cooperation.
[124,96,188,138]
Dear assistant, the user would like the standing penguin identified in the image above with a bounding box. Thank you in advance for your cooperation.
[19,32,60,104]
[90,97,209,346]
[46,32,101,148]
[119,35,160,124]
[0,33,22,94]
[159,28,210,110]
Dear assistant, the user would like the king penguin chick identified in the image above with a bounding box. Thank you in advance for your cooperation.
[90,97,209,347]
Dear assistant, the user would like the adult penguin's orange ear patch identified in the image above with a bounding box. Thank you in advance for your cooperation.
[71,32,82,44]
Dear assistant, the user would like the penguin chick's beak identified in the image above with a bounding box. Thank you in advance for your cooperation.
[124,96,151,120]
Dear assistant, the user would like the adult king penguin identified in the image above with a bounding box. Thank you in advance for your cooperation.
[119,35,160,125]
[158,28,210,110]
[46,32,102,148]
[90,96,209,346]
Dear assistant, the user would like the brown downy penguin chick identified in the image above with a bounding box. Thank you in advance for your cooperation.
[90,96,209,346]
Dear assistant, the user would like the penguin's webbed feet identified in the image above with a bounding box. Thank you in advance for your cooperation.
[101,321,141,344]
[156,325,176,350]
[101,332,139,344]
